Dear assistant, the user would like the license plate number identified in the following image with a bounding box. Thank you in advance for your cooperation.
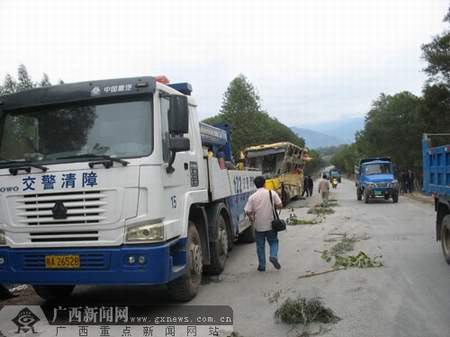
[374,191,383,196]
[45,255,80,269]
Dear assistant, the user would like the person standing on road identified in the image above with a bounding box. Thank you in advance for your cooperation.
[245,176,283,272]
[307,176,314,196]
[318,174,330,206]
[408,170,415,193]
[302,176,309,197]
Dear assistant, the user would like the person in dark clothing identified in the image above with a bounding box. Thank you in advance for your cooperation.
[408,170,415,193]
[401,171,409,193]
[307,176,314,196]
[302,176,310,197]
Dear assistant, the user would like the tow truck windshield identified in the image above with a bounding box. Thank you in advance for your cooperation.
[0,100,153,168]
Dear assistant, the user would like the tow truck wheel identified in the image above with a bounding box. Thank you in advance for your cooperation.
[168,222,203,302]
[357,188,362,201]
[204,214,229,275]
[33,285,75,300]
[441,215,450,265]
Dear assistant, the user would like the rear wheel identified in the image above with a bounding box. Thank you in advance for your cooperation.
[168,222,203,301]
[204,214,229,275]
[441,215,450,265]
[33,285,75,301]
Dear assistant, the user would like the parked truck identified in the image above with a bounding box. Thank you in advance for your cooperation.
[355,157,399,203]
[422,133,450,263]
[0,76,260,301]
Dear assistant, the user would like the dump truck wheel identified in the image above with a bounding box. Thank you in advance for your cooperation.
[441,215,450,265]
[168,222,203,301]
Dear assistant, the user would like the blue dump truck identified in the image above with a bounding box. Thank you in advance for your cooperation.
[355,157,399,203]
[422,134,450,263]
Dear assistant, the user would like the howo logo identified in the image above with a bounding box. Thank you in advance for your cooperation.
[12,307,40,333]
[0,186,19,193]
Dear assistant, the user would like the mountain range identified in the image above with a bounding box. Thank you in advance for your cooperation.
[291,117,364,149]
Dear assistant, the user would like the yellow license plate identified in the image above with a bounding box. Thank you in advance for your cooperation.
[45,255,80,269]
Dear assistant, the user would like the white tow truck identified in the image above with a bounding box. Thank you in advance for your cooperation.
[0,76,260,301]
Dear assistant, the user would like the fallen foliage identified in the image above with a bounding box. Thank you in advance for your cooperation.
[307,205,335,215]
[274,296,340,325]
[286,213,322,225]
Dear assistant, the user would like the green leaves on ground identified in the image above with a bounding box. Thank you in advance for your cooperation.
[307,205,335,215]
[274,296,340,325]
[333,251,383,269]
[321,234,383,269]
[286,213,322,225]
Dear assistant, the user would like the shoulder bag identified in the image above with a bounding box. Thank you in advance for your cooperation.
[269,190,287,232]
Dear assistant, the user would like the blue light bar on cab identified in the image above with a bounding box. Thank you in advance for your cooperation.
[168,82,192,95]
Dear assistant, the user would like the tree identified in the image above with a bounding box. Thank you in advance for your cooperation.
[17,64,34,91]
[0,74,17,95]
[203,74,304,159]
[39,73,51,87]
[422,6,450,85]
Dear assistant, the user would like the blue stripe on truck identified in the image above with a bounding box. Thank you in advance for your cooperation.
[0,238,187,285]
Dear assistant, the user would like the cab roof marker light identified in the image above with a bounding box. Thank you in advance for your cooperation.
[155,75,170,84]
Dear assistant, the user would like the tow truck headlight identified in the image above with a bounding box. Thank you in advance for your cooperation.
[126,223,164,243]
[0,231,6,246]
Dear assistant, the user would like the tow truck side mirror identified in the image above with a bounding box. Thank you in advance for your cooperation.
[166,95,190,174]
[168,95,189,135]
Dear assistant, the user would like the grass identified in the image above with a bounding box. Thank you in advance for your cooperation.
[274,296,340,325]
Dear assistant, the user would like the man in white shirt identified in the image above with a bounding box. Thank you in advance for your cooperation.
[318,174,330,205]
[244,176,283,272]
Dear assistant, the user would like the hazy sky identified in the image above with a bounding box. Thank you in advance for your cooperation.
[0,0,448,126]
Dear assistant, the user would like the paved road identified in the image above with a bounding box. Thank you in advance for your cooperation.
[4,179,450,337]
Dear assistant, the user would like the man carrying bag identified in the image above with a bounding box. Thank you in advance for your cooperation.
[245,176,284,272]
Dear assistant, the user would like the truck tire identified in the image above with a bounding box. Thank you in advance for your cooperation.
[392,193,399,203]
[441,215,450,265]
[168,222,203,302]
[33,285,75,300]
[357,188,362,201]
[239,222,256,243]
[364,190,370,204]
[203,214,229,275]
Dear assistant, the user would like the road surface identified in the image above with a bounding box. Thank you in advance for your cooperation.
[3,179,450,337]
